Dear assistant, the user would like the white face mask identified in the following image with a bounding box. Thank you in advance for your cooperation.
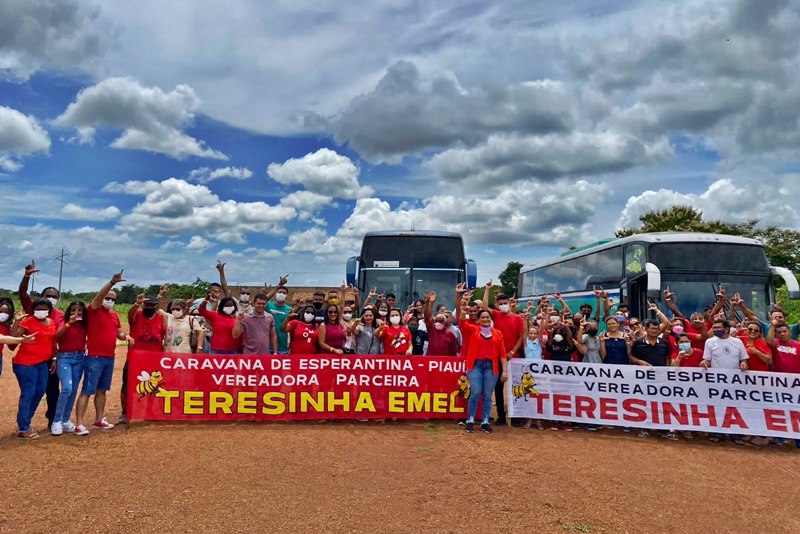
[172,310,184,319]
[239,294,250,303]
[389,315,401,325]
[275,292,287,303]
[33,310,49,320]
[303,312,315,322]
[46,297,59,307]
[498,304,510,313]
[342,313,353,321]
[464,314,470,320]
[378,310,388,317]
[102,299,115,309]
[0,312,8,322]
[553,334,564,343]
[434,322,445,331]
[222,306,236,315]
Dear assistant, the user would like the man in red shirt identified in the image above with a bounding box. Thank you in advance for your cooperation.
[119,293,167,423]
[73,270,127,435]
[18,259,65,428]
[766,321,800,448]
[483,283,524,426]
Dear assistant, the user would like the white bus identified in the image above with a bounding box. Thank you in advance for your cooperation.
[518,232,799,320]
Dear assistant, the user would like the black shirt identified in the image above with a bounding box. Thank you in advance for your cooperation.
[411,329,427,355]
[631,337,670,366]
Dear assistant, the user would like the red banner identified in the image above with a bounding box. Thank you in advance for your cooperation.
[126,351,470,421]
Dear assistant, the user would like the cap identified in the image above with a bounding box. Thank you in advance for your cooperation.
[144,296,159,305]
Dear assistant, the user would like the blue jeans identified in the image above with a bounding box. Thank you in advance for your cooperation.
[13,362,49,432]
[83,356,115,395]
[54,352,85,423]
[467,359,497,424]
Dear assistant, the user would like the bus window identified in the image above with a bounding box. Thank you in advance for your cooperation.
[363,268,410,304]
[412,269,460,311]
[625,244,646,277]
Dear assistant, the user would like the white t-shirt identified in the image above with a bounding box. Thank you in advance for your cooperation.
[702,335,748,369]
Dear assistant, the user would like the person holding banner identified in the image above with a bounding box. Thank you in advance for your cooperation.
[423,292,458,357]
[766,321,800,448]
[701,319,748,444]
[282,303,319,355]
[233,293,278,356]
[199,295,241,355]
[375,309,412,356]
[599,317,631,365]
[351,307,383,355]
[459,306,508,434]
[318,303,346,355]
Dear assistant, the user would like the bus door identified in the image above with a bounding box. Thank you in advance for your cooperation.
[627,275,649,321]
[362,268,410,308]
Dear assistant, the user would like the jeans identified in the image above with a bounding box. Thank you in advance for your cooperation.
[45,365,61,424]
[54,352,85,423]
[467,359,497,424]
[83,356,115,395]
[13,362,49,432]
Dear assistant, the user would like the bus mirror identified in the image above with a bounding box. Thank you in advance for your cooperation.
[346,257,358,287]
[645,262,661,300]
[771,266,800,299]
[466,259,477,289]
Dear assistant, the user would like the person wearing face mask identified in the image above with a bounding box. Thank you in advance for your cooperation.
[282,303,319,355]
[18,260,65,429]
[318,303,346,355]
[11,299,56,439]
[351,307,383,355]
[406,315,428,355]
[375,309,413,356]
[423,292,458,356]
[233,293,278,355]
[51,301,88,436]
[199,295,242,355]
[458,308,508,434]
[311,291,327,323]
[340,305,357,354]
[0,297,19,377]
[701,319,748,444]
[575,320,602,364]
[163,299,200,354]
[376,301,391,323]
[74,270,127,435]
[267,286,293,355]
[545,318,575,431]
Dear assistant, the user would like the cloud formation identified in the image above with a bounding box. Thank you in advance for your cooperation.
[267,148,372,198]
[187,166,253,184]
[55,77,227,160]
[0,105,51,171]
[61,203,121,221]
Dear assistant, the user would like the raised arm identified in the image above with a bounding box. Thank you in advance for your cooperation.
[649,301,671,333]
[91,269,125,310]
[18,260,39,313]
[481,280,493,311]
[217,260,231,297]
[663,286,687,320]
[128,292,145,325]
[765,319,777,346]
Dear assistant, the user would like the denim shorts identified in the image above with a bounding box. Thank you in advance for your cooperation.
[82,356,115,395]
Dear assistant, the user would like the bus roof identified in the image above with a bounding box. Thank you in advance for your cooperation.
[363,230,464,240]
[520,232,764,273]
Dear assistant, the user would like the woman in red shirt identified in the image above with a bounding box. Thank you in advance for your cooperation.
[459,308,508,434]
[375,309,412,356]
[0,297,19,377]
[318,303,346,355]
[199,296,241,354]
[11,299,57,439]
[740,320,771,372]
[282,304,319,355]
[51,302,89,435]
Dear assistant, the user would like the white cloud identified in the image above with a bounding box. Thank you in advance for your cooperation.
[0,106,51,171]
[0,155,22,172]
[279,191,332,221]
[186,235,212,251]
[105,177,296,243]
[61,203,121,221]
[55,77,227,160]
[187,166,253,184]
[17,240,32,250]
[267,148,372,198]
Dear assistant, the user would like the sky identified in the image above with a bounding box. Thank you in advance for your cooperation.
[1,0,799,293]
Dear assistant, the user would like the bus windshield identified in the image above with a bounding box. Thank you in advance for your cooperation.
[658,274,771,320]
[412,269,460,311]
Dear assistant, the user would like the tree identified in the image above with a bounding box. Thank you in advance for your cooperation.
[616,205,800,272]
[498,261,523,297]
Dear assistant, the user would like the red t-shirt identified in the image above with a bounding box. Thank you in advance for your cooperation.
[14,316,56,365]
[459,318,478,358]
[381,325,412,356]
[425,319,459,356]
[491,310,524,357]
[459,321,507,374]
[0,323,10,354]
[772,340,800,374]
[287,320,318,355]
[678,347,704,367]
[130,310,166,352]
[199,307,240,352]
[87,306,121,357]
[742,337,771,372]
[58,323,88,353]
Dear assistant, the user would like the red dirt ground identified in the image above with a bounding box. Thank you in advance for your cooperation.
[1,349,798,533]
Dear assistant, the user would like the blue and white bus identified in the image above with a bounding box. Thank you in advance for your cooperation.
[518,232,799,321]
[346,231,477,311]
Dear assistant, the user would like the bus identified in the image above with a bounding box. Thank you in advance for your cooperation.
[518,232,799,321]
[346,231,477,311]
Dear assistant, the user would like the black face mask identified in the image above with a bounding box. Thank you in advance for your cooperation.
[313,301,323,310]
[143,307,157,318]
[587,328,599,336]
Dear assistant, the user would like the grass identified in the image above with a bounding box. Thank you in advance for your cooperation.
[423,422,446,439]
[562,523,591,533]
[411,446,433,454]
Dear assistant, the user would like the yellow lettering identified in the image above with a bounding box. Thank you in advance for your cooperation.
[448,390,465,414]
[354,392,376,412]
[184,391,204,415]
[432,393,448,413]
[209,392,233,414]
[261,392,285,415]
[327,392,350,411]
[408,392,430,413]
[300,392,325,413]
[156,389,179,414]
[237,392,257,414]
[388,392,405,413]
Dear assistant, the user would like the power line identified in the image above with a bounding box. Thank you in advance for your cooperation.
[55,249,69,295]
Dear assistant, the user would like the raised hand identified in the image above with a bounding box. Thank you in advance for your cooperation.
[68,309,81,324]
[279,274,289,286]
[648,301,658,312]
[20,333,37,344]
[485,279,493,289]
[110,269,125,285]
[216,260,226,273]
[13,310,27,324]
[159,284,169,298]
[456,282,467,294]
[368,287,377,298]
[136,293,146,306]
[663,286,674,300]
[24,259,39,277]
[730,293,743,306]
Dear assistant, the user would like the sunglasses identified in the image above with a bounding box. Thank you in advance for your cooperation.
[746,328,761,333]
[327,311,339,315]
[104,298,117,302]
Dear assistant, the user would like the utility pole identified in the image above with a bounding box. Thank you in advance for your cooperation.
[55,249,69,294]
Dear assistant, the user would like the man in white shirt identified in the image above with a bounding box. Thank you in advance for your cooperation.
[701,319,748,371]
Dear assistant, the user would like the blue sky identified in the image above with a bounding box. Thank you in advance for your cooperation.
[1,0,799,292]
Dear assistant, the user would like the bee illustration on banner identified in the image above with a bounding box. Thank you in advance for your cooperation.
[455,375,471,400]
[511,372,539,401]
[136,370,165,400]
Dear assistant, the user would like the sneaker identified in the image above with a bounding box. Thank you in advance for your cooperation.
[17,430,40,440]
[535,421,545,430]
[118,413,128,425]
[50,421,63,436]
[465,421,474,433]
[585,425,599,432]
[564,424,573,432]
[457,419,466,426]
[62,421,76,433]
[481,423,494,434]
[662,431,679,441]
[550,423,561,431]
[523,420,532,429]
[622,427,631,433]
[638,429,650,438]
[92,418,115,430]
[74,424,90,436]
[495,418,507,426]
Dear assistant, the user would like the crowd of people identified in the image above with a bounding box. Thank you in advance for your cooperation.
[1,260,799,447]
